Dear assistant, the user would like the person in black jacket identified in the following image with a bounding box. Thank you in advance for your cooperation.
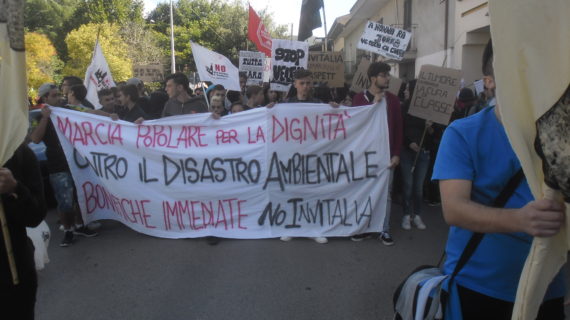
[0,144,47,319]
[117,84,149,123]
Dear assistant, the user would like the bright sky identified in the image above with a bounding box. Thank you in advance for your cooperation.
[142,0,356,37]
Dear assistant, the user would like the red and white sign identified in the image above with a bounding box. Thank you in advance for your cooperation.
[248,5,272,57]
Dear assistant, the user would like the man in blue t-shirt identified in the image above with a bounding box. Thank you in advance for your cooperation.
[432,40,566,319]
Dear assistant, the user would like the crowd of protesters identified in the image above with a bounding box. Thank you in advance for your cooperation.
[24,62,495,249]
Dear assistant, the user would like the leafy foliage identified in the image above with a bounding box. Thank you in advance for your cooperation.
[63,23,132,81]
[25,32,63,99]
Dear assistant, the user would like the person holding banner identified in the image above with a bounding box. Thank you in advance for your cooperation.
[432,40,565,319]
[161,73,207,118]
[117,84,149,123]
[286,69,322,103]
[30,84,105,247]
[0,144,47,319]
[351,62,403,246]
[245,86,266,109]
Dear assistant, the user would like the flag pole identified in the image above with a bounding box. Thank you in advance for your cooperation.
[202,83,211,111]
[321,0,329,52]
[0,203,18,285]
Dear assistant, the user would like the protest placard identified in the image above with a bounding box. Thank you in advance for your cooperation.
[350,58,371,93]
[239,51,265,86]
[357,21,412,61]
[271,39,309,92]
[407,65,462,125]
[50,103,390,239]
[133,65,164,83]
[308,52,345,88]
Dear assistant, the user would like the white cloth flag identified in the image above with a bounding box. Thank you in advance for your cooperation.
[191,42,241,91]
[84,42,115,109]
[50,103,390,239]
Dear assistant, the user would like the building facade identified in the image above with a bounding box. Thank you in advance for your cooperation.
[330,0,491,89]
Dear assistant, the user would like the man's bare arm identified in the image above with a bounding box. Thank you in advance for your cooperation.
[440,179,565,237]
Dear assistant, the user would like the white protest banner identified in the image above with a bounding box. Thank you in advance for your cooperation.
[407,65,462,125]
[191,42,241,91]
[84,42,116,109]
[271,39,309,92]
[357,21,412,61]
[308,52,345,88]
[239,51,265,86]
[350,58,371,93]
[50,103,390,239]
[263,57,272,83]
[133,65,164,83]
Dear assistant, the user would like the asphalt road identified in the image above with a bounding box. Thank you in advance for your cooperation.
[33,201,568,320]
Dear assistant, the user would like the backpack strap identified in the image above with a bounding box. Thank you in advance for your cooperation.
[450,168,525,280]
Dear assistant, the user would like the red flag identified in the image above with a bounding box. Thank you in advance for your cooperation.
[248,5,272,57]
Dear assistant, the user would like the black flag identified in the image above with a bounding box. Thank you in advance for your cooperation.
[298,0,323,41]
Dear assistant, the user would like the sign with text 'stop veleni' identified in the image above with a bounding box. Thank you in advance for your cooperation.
[51,103,390,239]
[407,65,462,125]
[357,21,412,61]
[270,39,309,92]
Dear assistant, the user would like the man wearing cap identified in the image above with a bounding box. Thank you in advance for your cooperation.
[161,73,208,117]
[30,84,99,247]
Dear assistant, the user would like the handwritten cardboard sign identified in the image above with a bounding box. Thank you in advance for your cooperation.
[350,58,371,93]
[271,39,309,92]
[133,65,164,82]
[357,21,412,61]
[308,52,345,88]
[51,104,391,239]
[239,51,265,86]
[407,65,462,125]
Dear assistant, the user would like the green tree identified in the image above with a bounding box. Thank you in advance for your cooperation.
[25,32,64,99]
[24,0,80,62]
[63,23,132,81]
[119,21,165,65]
[147,0,288,73]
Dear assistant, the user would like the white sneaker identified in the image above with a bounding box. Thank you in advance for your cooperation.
[311,237,328,244]
[413,215,427,230]
[402,215,411,230]
[280,236,292,241]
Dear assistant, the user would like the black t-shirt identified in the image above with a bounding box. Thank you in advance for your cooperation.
[121,104,149,123]
[287,96,322,103]
[32,105,87,173]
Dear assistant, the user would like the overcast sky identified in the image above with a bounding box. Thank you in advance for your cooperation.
[142,0,356,37]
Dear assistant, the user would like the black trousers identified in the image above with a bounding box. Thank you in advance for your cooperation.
[458,285,564,320]
[0,273,37,320]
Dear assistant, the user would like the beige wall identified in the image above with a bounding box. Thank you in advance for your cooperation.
[451,0,490,85]
[334,0,490,85]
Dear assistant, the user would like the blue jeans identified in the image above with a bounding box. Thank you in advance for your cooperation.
[399,148,430,216]
[49,171,75,213]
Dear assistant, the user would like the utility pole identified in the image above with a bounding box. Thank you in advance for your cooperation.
[321,0,329,51]
[170,0,176,73]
